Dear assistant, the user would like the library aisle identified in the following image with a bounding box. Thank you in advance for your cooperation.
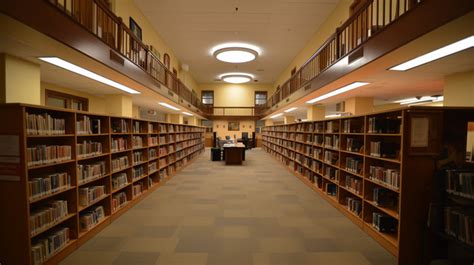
[61,148,396,265]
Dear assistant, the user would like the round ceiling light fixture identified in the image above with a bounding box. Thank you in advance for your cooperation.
[211,43,261,63]
[220,73,254,84]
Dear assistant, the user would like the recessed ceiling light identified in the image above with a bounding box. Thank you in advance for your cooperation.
[389,35,474,71]
[38,57,140,94]
[270,113,283,119]
[159,102,180,111]
[211,43,261,64]
[284,107,297,113]
[220,73,254,84]
[214,47,258,63]
[306,82,369,104]
[182,112,193,116]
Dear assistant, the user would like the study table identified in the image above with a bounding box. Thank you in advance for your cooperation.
[223,143,246,165]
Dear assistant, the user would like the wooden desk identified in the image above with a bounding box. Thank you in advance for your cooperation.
[223,143,246,165]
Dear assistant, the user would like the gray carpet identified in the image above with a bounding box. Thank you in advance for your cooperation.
[61,148,397,265]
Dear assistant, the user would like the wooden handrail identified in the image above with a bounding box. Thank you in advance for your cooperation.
[267,0,424,111]
[46,0,201,113]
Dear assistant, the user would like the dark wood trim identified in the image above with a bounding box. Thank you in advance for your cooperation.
[45,89,89,111]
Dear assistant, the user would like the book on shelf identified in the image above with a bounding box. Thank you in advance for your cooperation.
[132,166,145,180]
[77,141,103,158]
[443,206,474,246]
[346,138,363,153]
[132,121,142,133]
[369,166,400,190]
[445,169,474,199]
[373,212,397,232]
[76,116,101,135]
[29,200,68,235]
[112,192,127,211]
[79,205,105,232]
[31,227,70,265]
[369,141,399,159]
[373,187,398,209]
[77,161,106,184]
[132,136,144,148]
[111,137,128,152]
[111,156,129,172]
[367,116,401,134]
[148,148,158,160]
[345,175,362,195]
[112,119,128,133]
[112,173,128,190]
[27,145,72,167]
[347,197,362,215]
[132,183,143,197]
[345,157,362,174]
[26,112,66,136]
[326,183,337,196]
[133,151,144,165]
[79,185,106,207]
[28,172,71,201]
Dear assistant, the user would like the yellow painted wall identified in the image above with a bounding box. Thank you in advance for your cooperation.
[105,94,133,117]
[213,120,255,139]
[273,0,352,90]
[444,70,474,107]
[198,83,273,107]
[1,54,41,104]
[40,82,107,114]
[112,0,198,92]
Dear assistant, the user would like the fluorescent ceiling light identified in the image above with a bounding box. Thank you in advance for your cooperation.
[395,96,444,105]
[389,35,474,71]
[159,102,180,111]
[284,107,297,113]
[270,113,283,119]
[220,73,254,84]
[214,47,258,63]
[306,82,369,104]
[182,112,193,116]
[325,114,342,118]
[38,57,140,94]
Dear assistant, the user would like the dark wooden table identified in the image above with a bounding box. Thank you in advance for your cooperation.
[223,143,246,165]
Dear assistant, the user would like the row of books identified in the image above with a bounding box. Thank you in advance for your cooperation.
[76,116,101,135]
[445,169,474,199]
[343,119,363,133]
[367,116,401,134]
[132,121,144,133]
[345,157,362,174]
[77,161,106,184]
[369,141,399,159]
[149,161,158,173]
[373,187,398,209]
[133,166,145,180]
[111,119,128,133]
[369,166,400,190]
[148,136,158,146]
[26,112,66,136]
[326,121,339,133]
[28,173,71,201]
[112,173,128,190]
[324,135,339,149]
[326,183,337,196]
[111,156,129,172]
[149,149,158,160]
[31,227,70,265]
[76,141,103,158]
[325,167,339,182]
[373,212,397,232]
[79,205,105,232]
[27,145,72,167]
[79,185,106,207]
[345,175,362,195]
[444,207,474,246]
[132,183,143,197]
[132,136,144,148]
[111,138,128,152]
[112,192,127,211]
[159,147,167,156]
[133,151,145,165]
[347,197,362,215]
[346,138,363,152]
[324,151,339,165]
[29,200,68,235]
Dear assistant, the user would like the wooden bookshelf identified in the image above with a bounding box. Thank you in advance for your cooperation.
[0,103,205,265]
[262,106,461,265]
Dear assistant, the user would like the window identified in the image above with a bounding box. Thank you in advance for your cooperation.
[45,89,88,111]
[255,91,267,106]
[202,90,214,105]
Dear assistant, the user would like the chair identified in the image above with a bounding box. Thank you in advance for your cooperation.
[241,132,249,149]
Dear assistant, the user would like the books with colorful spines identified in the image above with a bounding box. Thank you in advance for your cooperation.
[111,156,129,172]
[112,173,128,190]
[28,172,71,200]
[26,112,66,135]
[29,200,68,235]
[31,227,70,265]
[78,185,106,207]
[79,205,105,232]
[112,192,127,211]
[77,161,106,184]
[27,145,72,167]
[76,141,103,158]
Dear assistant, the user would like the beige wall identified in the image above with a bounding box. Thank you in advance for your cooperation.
[112,0,199,92]
[213,120,255,139]
[273,0,352,89]
[199,83,273,108]
[40,82,107,114]
[1,54,41,104]
[444,70,474,107]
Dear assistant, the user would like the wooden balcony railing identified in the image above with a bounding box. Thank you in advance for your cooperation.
[201,106,268,117]
[267,0,424,109]
[46,0,203,112]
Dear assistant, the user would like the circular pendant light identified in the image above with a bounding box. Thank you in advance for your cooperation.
[214,47,258,63]
[220,73,254,84]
